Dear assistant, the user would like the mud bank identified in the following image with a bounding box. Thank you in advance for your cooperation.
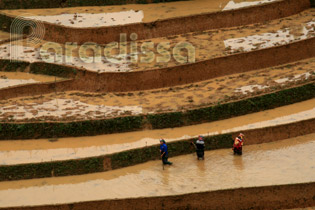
[74,37,315,92]
[4,182,314,210]
[0,83,313,139]
[1,57,313,119]
[0,37,314,97]
[0,79,75,100]
[1,99,314,165]
[0,0,310,44]
[0,117,313,181]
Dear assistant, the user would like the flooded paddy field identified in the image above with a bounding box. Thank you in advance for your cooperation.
[1,0,278,27]
[0,72,64,89]
[1,8,314,73]
[0,57,313,122]
[0,133,314,208]
[0,98,313,165]
[0,30,10,43]
[0,1,313,209]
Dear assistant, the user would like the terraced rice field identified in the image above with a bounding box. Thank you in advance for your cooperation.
[0,134,314,208]
[1,0,279,26]
[1,9,314,73]
[0,0,314,209]
[0,99,313,165]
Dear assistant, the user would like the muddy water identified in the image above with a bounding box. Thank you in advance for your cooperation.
[0,43,131,72]
[0,98,314,165]
[1,9,314,73]
[0,58,313,121]
[0,72,65,90]
[0,72,62,82]
[0,72,65,89]
[224,21,315,53]
[130,9,315,72]
[0,134,314,208]
[0,98,143,121]
[0,30,10,42]
[1,0,273,26]
[25,10,144,28]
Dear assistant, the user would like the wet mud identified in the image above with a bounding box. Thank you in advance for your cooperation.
[0,134,314,208]
[0,98,313,165]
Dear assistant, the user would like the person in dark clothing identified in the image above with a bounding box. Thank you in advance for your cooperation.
[233,133,245,155]
[160,139,172,165]
[192,135,205,160]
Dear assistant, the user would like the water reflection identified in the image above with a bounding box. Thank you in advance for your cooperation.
[0,100,314,165]
[233,155,244,171]
[25,10,144,28]
[0,134,314,208]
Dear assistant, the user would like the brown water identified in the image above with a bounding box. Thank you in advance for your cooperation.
[0,134,314,208]
[2,9,314,73]
[0,72,64,89]
[1,0,273,25]
[0,57,314,123]
[0,72,62,82]
[0,98,143,121]
[0,98,314,165]
[0,30,10,42]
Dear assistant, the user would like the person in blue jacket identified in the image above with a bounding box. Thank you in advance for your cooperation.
[160,139,172,165]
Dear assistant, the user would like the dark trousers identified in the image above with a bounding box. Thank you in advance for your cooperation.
[234,147,242,155]
[196,149,204,159]
[162,155,172,165]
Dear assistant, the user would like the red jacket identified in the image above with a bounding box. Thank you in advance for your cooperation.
[233,137,243,149]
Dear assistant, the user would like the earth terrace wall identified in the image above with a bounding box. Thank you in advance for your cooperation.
[5,182,315,210]
[0,60,77,100]
[0,79,75,100]
[0,83,314,140]
[0,0,310,44]
[1,36,313,98]
[0,116,314,181]
[74,37,315,92]
[0,0,183,10]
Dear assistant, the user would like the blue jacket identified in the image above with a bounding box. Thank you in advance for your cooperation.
[160,143,168,156]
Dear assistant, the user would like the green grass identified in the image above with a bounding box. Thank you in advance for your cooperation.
[0,83,313,140]
[0,134,232,181]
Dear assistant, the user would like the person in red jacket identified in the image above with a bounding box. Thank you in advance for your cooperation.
[233,133,244,155]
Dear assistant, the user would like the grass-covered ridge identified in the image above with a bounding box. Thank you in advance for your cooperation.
[0,83,314,140]
[1,114,314,181]
[0,134,232,181]
[0,0,185,10]
[0,60,77,78]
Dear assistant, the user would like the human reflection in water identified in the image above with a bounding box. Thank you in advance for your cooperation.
[196,158,206,178]
[161,165,170,186]
[233,154,244,171]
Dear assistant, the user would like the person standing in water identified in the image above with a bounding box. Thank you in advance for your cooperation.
[160,139,172,165]
[233,133,245,155]
[192,135,205,160]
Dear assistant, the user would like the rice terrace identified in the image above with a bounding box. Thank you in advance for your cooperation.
[0,0,314,209]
